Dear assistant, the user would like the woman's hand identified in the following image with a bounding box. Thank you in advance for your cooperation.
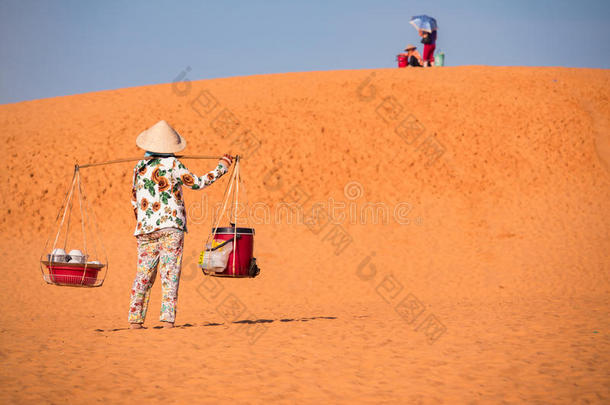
[219,153,234,168]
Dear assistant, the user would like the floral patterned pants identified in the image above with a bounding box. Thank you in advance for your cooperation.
[128,228,184,324]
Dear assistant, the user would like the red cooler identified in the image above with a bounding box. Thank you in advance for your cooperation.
[397,54,408,68]
[211,227,257,277]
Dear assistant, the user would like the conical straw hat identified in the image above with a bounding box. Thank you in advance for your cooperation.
[136,120,186,153]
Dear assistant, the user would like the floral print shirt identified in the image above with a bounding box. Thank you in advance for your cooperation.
[131,157,228,236]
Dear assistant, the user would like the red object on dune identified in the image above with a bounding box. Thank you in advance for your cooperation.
[211,227,255,277]
[397,54,408,68]
[45,263,101,286]
[423,44,436,64]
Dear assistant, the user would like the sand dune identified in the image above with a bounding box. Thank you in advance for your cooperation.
[1,66,609,404]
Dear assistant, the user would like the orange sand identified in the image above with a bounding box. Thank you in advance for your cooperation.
[1,67,609,404]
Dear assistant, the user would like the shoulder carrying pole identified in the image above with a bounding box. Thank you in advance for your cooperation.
[76,155,223,169]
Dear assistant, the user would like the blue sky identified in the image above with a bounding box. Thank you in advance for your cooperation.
[1,0,609,104]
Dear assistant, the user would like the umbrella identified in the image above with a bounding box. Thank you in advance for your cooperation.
[409,15,437,33]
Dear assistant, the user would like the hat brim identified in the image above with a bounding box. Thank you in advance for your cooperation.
[136,133,187,153]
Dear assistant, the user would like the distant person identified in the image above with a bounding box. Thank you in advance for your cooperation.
[399,45,423,67]
[419,29,437,67]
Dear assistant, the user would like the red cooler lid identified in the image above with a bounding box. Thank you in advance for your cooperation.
[212,227,255,235]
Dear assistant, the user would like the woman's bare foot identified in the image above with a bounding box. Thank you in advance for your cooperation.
[129,323,144,329]
[162,322,174,328]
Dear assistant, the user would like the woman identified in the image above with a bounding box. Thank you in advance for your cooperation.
[400,44,423,67]
[419,29,437,67]
[128,120,233,329]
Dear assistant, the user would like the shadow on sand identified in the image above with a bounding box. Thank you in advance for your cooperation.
[94,316,338,333]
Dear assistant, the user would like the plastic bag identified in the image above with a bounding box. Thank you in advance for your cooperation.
[198,240,233,272]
